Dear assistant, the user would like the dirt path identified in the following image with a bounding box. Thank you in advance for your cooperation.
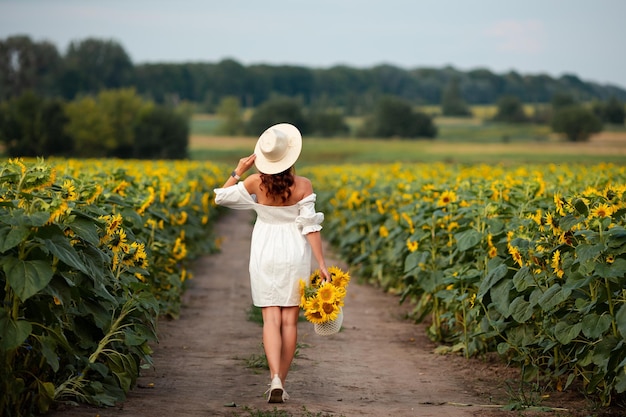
[52,210,572,417]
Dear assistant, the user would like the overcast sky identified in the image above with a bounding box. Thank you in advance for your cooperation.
[1,0,625,89]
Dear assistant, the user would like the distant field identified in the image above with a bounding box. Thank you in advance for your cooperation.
[189,113,626,165]
[189,132,626,165]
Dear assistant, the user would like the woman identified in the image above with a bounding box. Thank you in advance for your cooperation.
[214,123,330,403]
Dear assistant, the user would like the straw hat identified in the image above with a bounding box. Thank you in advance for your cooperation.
[254,123,302,174]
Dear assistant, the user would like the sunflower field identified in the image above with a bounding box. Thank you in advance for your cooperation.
[3,156,626,414]
[303,162,626,406]
[0,158,229,416]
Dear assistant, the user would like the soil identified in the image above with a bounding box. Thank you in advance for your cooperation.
[51,210,622,417]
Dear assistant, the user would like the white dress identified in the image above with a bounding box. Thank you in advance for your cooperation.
[214,182,324,307]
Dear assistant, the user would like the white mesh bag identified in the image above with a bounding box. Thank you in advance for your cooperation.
[313,309,343,336]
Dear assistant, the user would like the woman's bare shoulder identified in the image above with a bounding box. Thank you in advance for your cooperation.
[243,173,262,194]
[294,176,314,197]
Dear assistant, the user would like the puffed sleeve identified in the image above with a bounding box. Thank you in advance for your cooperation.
[296,193,324,235]
[214,182,256,210]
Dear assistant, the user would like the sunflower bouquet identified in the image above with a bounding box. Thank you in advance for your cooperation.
[299,266,350,335]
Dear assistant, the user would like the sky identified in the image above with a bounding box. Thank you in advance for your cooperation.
[1,0,625,89]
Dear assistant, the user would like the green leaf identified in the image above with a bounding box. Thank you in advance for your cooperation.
[581,314,612,339]
[512,266,534,292]
[4,257,54,301]
[491,279,512,317]
[69,217,101,246]
[404,251,428,274]
[36,381,55,413]
[616,303,626,339]
[506,324,535,347]
[538,284,570,312]
[573,198,588,215]
[37,226,91,275]
[26,211,51,227]
[497,342,510,355]
[607,226,626,248]
[615,370,626,394]
[124,323,156,346]
[0,315,32,350]
[528,287,543,307]
[592,336,619,370]
[596,259,626,279]
[454,229,482,252]
[420,270,444,294]
[559,214,583,231]
[90,362,110,377]
[554,321,582,345]
[509,297,533,323]
[485,218,505,234]
[478,263,508,299]
[576,243,603,264]
[81,299,115,330]
[0,225,30,252]
[40,336,60,372]
[0,210,49,227]
[108,353,136,392]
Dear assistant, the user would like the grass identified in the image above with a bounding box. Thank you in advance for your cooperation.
[190,113,626,165]
[189,114,222,135]
[190,135,626,165]
[436,119,552,143]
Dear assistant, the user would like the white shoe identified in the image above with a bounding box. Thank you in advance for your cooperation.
[267,375,283,403]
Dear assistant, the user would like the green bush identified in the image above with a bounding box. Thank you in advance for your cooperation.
[245,97,308,135]
[360,96,437,139]
[551,105,602,142]
[133,106,189,159]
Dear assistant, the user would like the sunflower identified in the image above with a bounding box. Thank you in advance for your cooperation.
[438,190,457,206]
[321,302,340,321]
[406,239,418,253]
[300,266,350,324]
[508,245,524,267]
[328,266,350,288]
[317,283,337,304]
[304,309,325,324]
[590,203,614,219]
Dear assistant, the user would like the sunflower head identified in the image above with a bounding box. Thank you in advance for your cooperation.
[316,283,337,304]
[328,266,350,288]
[309,269,323,288]
[304,309,325,324]
[321,302,340,321]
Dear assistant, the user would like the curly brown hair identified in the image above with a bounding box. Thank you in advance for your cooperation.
[260,167,295,203]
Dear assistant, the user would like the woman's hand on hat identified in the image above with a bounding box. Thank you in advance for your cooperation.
[235,153,256,176]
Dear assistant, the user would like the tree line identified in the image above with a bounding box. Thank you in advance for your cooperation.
[2,35,626,112]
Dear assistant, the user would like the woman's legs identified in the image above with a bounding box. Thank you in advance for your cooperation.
[261,306,282,380]
[261,306,300,383]
[279,306,299,381]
